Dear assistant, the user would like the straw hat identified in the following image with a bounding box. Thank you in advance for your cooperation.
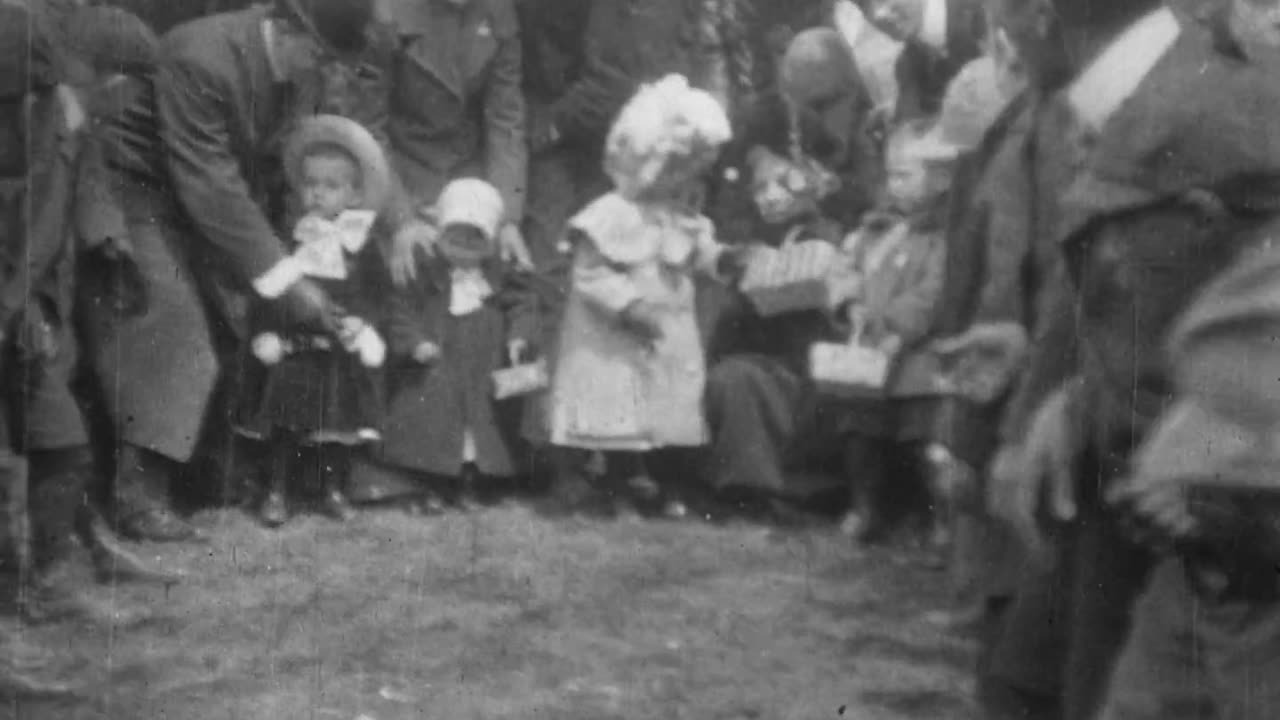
[283,114,392,212]
[435,178,505,261]
[912,57,1012,161]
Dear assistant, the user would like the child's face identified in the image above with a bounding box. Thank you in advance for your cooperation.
[301,153,362,219]
[885,155,951,214]
[438,224,492,268]
[751,153,813,225]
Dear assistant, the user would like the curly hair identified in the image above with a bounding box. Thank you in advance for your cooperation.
[604,74,732,200]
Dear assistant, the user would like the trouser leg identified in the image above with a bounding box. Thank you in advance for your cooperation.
[0,449,29,578]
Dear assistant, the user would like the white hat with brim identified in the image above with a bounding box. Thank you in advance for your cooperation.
[284,114,393,213]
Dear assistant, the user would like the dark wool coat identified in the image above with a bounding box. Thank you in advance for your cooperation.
[893,0,987,121]
[93,6,389,461]
[0,82,88,453]
[76,88,222,463]
[159,6,321,321]
[539,0,725,148]
[378,256,537,478]
[516,0,607,268]
[987,11,1280,720]
[382,0,527,218]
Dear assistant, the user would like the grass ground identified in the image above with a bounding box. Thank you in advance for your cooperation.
[6,504,978,720]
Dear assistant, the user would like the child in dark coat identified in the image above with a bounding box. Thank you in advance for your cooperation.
[840,120,949,548]
[236,115,391,528]
[379,179,536,513]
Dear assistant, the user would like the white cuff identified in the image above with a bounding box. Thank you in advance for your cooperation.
[252,332,285,365]
[252,256,305,299]
[353,325,386,368]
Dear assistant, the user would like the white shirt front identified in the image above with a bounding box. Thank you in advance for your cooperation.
[448,267,494,316]
[920,0,949,55]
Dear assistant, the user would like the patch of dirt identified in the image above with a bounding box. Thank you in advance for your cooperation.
[6,506,977,720]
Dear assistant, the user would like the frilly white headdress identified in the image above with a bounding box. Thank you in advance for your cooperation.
[604,74,733,199]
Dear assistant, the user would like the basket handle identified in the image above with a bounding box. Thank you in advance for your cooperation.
[847,305,869,346]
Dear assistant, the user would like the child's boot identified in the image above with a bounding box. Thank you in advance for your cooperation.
[319,449,356,522]
[259,443,290,528]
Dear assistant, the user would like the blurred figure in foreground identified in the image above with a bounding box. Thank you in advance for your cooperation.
[1099,234,1280,719]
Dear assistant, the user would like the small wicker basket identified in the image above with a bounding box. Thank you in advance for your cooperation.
[491,359,550,400]
[740,240,844,317]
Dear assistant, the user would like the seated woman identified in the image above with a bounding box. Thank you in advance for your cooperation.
[703,145,858,520]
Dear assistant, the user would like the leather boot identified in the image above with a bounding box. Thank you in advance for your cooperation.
[259,441,291,528]
[21,556,150,627]
[114,444,201,543]
[535,449,615,519]
[79,505,183,586]
[318,446,356,522]
[23,455,149,627]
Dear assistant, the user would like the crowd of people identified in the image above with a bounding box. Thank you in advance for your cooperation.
[4,0,1280,717]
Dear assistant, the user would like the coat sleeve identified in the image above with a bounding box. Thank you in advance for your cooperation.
[344,240,392,329]
[386,264,438,358]
[343,24,417,231]
[156,51,294,298]
[882,234,945,345]
[548,2,637,146]
[571,231,640,318]
[484,12,528,223]
[0,88,80,331]
[997,262,1079,444]
[496,269,538,346]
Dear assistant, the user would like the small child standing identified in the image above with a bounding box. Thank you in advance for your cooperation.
[237,115,391,528]
[840,120,950,548]
[378,179,535,513]
[548,74,747,515]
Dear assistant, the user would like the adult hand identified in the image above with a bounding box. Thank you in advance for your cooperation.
[987,383,1081,565]
[389,219,438,287]
[1109,475,1198,547]
[931,322,1029,403]
[276,277,343,336]
[498,223,533,270]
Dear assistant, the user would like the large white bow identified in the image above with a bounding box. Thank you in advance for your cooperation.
[291,210,378,280]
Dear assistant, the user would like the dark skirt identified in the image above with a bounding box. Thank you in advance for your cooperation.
[236,342,383,446]
[838,395,938,441]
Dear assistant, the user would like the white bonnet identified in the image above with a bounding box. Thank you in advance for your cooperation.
[604,74,733,199]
